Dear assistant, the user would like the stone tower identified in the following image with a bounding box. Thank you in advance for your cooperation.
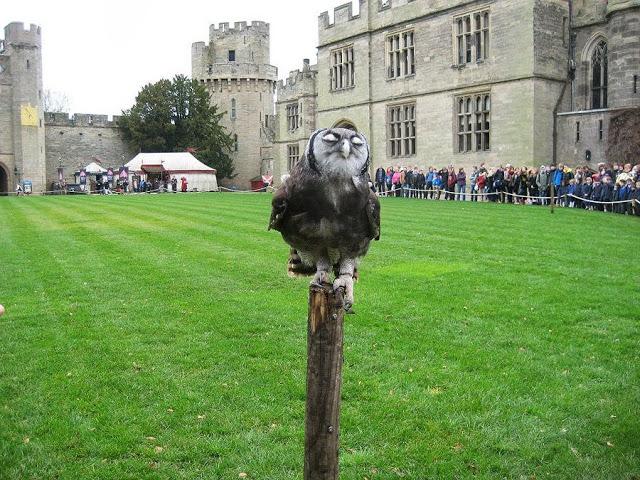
[604,0,640,110]
[0,23,46,194]
[556,0,640,164]
[192,21,277,189]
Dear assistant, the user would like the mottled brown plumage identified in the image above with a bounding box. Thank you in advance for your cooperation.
[269,128,380,310]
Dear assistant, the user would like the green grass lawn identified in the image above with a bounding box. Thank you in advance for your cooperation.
[0,193,638,479]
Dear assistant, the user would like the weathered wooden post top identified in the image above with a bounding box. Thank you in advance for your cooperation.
[305,284,345,479]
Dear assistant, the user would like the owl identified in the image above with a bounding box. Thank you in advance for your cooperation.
[269,128,380,311]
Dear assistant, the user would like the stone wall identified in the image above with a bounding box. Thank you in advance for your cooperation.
[607,8,640,109]
[44,113,134,187]
[556,106,640,167]
[314,0,567,172]
[0,76,14,192]
[273,61,318,182]
[535,79,571,167]
[533,0,569,80]
[556,109,610,165]
[606,108,640,165]
[572,0,608,27]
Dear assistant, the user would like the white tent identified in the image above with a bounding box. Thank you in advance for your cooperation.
[72,161,108,193]
[84,161,108,174]
[125,152,218,192]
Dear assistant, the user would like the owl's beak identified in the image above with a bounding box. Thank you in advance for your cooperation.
[340,139,351,159]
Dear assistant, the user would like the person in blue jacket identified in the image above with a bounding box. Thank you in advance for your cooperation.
[618,179,633,214]
[425,168,435,199]
[432,173,443,200]
[552,164,564,204]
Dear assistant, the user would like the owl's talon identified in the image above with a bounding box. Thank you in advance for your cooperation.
[333,274,354,311]
[311,270,330,287]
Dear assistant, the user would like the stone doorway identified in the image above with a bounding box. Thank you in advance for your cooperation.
[0,164,8,196]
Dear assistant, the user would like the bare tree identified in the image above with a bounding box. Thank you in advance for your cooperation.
[43,89,70,113]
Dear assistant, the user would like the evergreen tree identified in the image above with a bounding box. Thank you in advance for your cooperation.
[119,75,235,179]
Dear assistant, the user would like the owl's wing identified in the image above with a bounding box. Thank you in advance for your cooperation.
[366,190,381,241]
[268,183,289,232]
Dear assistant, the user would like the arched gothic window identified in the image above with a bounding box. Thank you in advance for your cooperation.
[591,41,607,109]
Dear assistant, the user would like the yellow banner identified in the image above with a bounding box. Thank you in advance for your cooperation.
[21,105,38,127]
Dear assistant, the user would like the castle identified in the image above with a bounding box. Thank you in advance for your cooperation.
[0,23,133,194]
[1,0,638,194]
[273,0,640,183]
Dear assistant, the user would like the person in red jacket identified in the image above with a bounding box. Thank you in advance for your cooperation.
[446,166,456,200]
[476,170,487,201]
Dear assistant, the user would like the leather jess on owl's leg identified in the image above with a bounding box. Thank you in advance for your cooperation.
[311,256,331,287]
[333,258,355,312]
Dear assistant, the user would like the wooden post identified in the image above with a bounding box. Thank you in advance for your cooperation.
[304,283,345,480]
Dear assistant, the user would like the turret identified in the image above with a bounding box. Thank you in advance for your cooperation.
[0,22,46,193]
[606,0,640,107]
[192,21,277,189]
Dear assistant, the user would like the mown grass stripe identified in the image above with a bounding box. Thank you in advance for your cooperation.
[0,194,637,479]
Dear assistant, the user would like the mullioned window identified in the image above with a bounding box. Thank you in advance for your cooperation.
[456,93,490,153]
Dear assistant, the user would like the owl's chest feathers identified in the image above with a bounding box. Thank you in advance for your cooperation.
[306,176,364,216]
[288,175,367,241]
[326,181,353,211]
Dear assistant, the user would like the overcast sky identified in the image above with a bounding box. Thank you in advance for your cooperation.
[2,0,356,116]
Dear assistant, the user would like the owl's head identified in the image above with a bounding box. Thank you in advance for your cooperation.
[305,128,369,177]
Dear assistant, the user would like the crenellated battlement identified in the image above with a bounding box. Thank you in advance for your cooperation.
[209,20,269,37]
[319,1,363,30]
[277,72,301,90]
[276,59,317,92]
[318,0,420,30]
[195,19,273,69]
[318,1,371,45]
[318,0,428,44]
[44,112,122,127]
[3,22,41,47]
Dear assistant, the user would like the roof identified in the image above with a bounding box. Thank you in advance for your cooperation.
[125,152,216,174]
[84,161,108,174]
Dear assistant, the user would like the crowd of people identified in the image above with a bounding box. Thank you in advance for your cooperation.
[127,176,188,193]
[373,162,640,215]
